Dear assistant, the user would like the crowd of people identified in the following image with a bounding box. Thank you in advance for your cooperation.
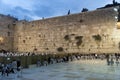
[0,59,21,77]
[0,52,37,57]
[36,53,120,67]
[0,52,120,77]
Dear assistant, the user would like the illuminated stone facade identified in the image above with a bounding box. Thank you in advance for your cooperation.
[13,7,120,53]
[0,7,120,54]
[0,14,17,51]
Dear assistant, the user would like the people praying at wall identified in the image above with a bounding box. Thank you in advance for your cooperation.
[37,60,41,67]
[110,55,114,66]
[1,64,9,76]
[44,59,48,66]
[17,60,21,71]
[116,57,119,66]
[106,54,110,65]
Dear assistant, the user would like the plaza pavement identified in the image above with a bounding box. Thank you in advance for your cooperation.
[0,60,120,80]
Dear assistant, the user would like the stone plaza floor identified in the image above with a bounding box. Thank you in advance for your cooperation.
[0,59,120,80]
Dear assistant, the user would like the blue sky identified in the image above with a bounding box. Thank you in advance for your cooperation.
[0,0,119,20]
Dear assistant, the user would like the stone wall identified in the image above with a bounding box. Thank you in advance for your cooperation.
[0,14,17,51]
[14,7,120,54]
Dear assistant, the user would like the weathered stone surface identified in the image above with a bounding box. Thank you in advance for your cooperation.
[0,7,120,54]
[0,14,17,51]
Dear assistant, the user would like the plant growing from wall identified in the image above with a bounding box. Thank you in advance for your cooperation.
[76,40,82,46]
[92,34,102,50]
[75,36,83,47]
[75,36,83,40]
[64,35,70,41]
[92,34,102,42]
[57,47,64,52]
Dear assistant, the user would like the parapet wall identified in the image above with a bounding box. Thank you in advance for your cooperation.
[14,7,120,54]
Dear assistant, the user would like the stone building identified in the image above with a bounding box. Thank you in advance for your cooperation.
[0,3,120,54]
[0,14,17,51]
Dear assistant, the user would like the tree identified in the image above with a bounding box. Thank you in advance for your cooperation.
[81,8,89,12]
[57,47,64,52]
[92,34,102,42]
[75,36,83,48]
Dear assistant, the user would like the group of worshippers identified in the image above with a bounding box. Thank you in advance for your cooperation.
[0,60,21,76]
[36,53,120,67]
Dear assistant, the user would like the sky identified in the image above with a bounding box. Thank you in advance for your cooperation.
[0,0,120,21]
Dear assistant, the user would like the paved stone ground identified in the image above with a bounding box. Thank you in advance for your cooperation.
[0,60,120,80]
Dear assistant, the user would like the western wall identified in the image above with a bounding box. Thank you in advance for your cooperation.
[13,7,120,54]
[0,14,17,51]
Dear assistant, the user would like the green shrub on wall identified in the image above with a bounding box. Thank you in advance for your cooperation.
[64,35,70,41]
[76,40,82,46]
[64,35,83,48]
[92,34,102,41]
[57,47,64,52]
[75,36,83,40]
[75,36,83,47]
